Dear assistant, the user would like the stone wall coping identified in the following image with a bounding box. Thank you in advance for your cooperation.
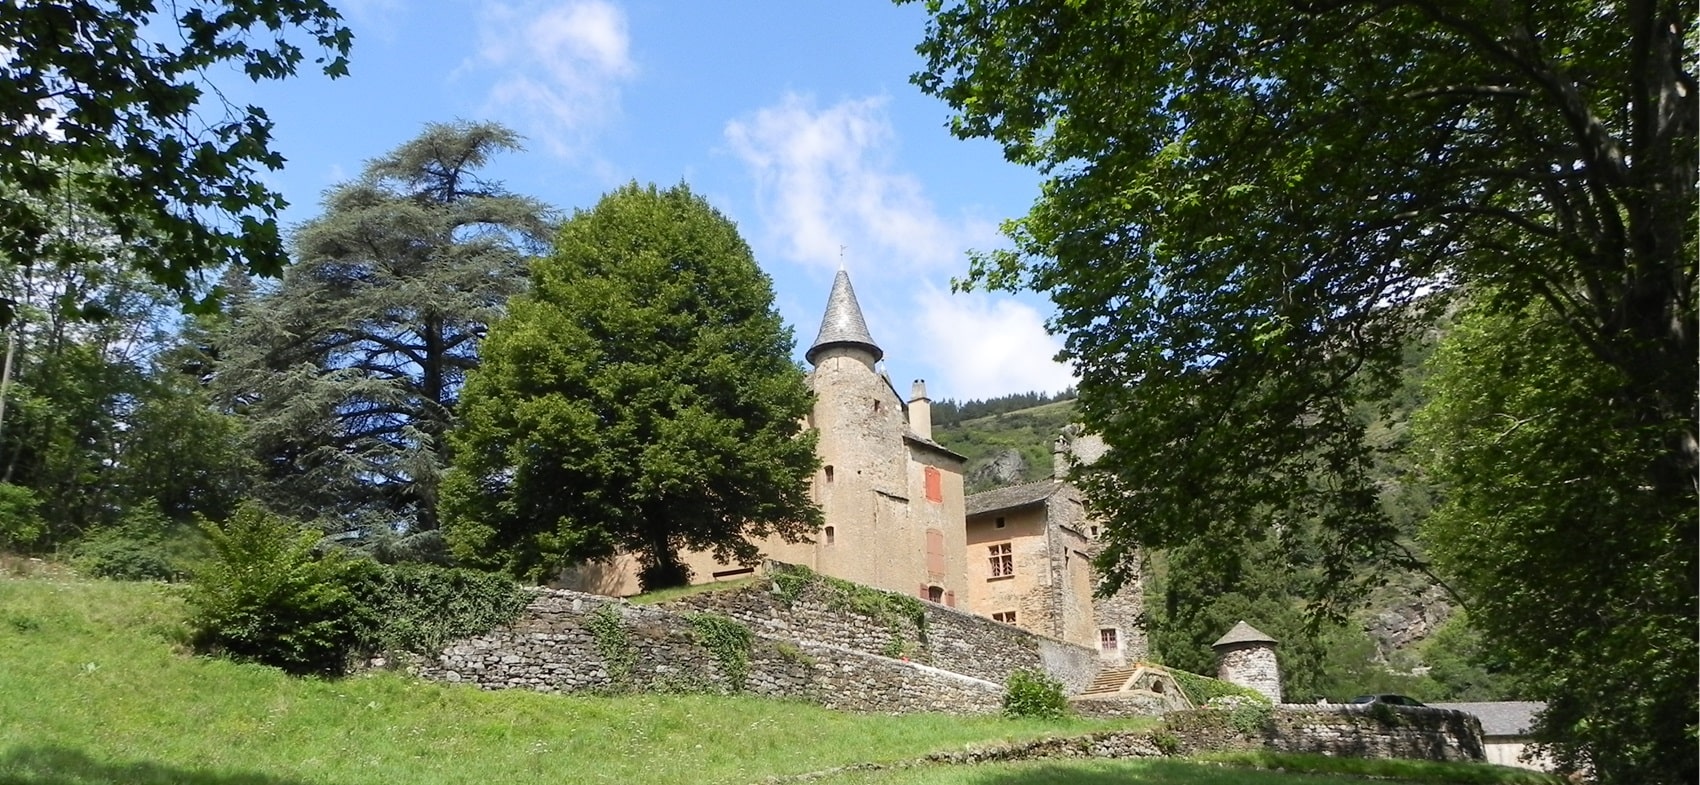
[1282,704,1476,718]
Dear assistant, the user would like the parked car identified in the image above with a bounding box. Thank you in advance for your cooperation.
[1349,694,1426,707]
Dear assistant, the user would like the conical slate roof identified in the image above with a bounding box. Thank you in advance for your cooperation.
[805,269,883,365]
[1212,620,1278,648]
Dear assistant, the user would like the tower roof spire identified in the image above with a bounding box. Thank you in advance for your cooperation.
[806,269,883,366]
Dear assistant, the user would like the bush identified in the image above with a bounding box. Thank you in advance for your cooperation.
[0,483,44,550]
[72,503,205,581]
[1003,668,1069,719]
[349,562,530,655]
[188,506,529,677]
[187,505,372,676]
[1168,667,1272,707]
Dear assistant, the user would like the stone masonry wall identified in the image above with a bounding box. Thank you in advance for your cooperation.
[417,588,1006,715]
[1217,644,1283,703]
[665,565,1101,694]
[1164,704,1486,762]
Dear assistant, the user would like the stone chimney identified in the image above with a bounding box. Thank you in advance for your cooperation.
[1052,434,1071,482]
[1212,620,1282,704]
[908,380,931,439]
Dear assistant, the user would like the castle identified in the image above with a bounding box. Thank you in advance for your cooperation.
[560,270,1145,661]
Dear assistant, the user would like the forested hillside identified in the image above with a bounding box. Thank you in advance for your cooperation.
[931,339,1512,705]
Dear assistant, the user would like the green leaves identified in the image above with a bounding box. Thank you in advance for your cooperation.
[0,1,353,320]
[443,183,820,587]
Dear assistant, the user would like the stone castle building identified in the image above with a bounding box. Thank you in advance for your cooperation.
[561,270,1143,659]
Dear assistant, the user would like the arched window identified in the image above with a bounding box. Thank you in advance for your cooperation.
[824,526,835,545]
[927,585,945,603]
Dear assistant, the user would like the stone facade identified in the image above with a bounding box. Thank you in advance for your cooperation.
[964,436,1147,662]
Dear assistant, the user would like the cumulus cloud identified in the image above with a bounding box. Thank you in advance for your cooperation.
[915,288,1076,399]
[725,94,998,273]
[468,0,634,156]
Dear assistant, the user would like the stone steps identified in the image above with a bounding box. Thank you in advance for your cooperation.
[1079,665,1141,696]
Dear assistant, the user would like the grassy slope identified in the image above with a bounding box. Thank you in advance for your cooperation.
[0,573,1550,785]
[932,400,1078,493]
[0,574,1110,785]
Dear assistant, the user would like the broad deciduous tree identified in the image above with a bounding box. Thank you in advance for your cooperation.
[905,2,1695,780]
[1413,297,1695,781]
[442,183,821,588]
[0,1,352,324]
[216,122,552,536]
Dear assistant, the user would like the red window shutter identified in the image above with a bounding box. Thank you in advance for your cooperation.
[924,466,942,503]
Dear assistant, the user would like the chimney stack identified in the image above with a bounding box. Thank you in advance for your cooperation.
[909,380,932,439]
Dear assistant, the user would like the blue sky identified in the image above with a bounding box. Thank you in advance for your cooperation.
[230,0,1076,402]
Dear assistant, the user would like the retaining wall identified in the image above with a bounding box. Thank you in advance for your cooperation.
[416,588,1006,714]
[666,564,1101,693]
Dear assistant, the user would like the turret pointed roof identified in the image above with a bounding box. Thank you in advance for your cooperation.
[805,269,883,365]
[1212,620,1278,648]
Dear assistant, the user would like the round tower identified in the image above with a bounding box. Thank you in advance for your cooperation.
[1212,620,1282,703]
[803,270,908,592]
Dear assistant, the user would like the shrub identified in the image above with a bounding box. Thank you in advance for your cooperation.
[1168,667,1271,707]
[350,562,530,655]
[72,503,205,581]
[1003,668,1069,719]
[0,483,44,550]
[187,505,372,676]
[188,505,531,677]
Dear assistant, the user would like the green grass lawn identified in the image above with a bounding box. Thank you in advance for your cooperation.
[0,572,1559,785]
[0,573,1120,785]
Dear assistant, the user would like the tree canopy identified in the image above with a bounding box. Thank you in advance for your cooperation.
[441,183,821,588]
[215,122,552,539]
[906,1,1695,780]
[0,1,352,324]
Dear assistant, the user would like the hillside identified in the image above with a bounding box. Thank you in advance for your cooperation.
[0,569,1553,785]
[932,398,1079,493]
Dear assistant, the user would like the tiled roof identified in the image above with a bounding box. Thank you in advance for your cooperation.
[965,481,1061,517]
[1212,620,1278,647]
[805,269,882,364]
[904,431,967,462]
[1430,701,1545,737]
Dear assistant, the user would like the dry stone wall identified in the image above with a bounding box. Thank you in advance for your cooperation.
[1163,704,1486,762]
[664,565,1100,693]
[416,587,1007,715]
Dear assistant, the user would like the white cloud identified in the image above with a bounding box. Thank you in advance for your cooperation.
[469,0,635,157]
[725,94,998,274]
[914,288,1076,399]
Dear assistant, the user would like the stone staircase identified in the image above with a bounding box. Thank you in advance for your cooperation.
[1078,664,1141,697]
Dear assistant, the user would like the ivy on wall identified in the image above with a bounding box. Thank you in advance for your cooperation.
[586,604,637,690]
[688,612,752,692]
[770,563,928,659]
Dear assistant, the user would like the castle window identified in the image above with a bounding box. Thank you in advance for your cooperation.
[988,543,1013,578]
[873,399,882,413]
[824,465,834,482]
[1089,525,1099,538]
[1099,628,1120,651]
[992,611,1017,624]
[994,516,1006,529]
[927,585,945,603]
[824,526,835,545]
[924,466,942,503]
